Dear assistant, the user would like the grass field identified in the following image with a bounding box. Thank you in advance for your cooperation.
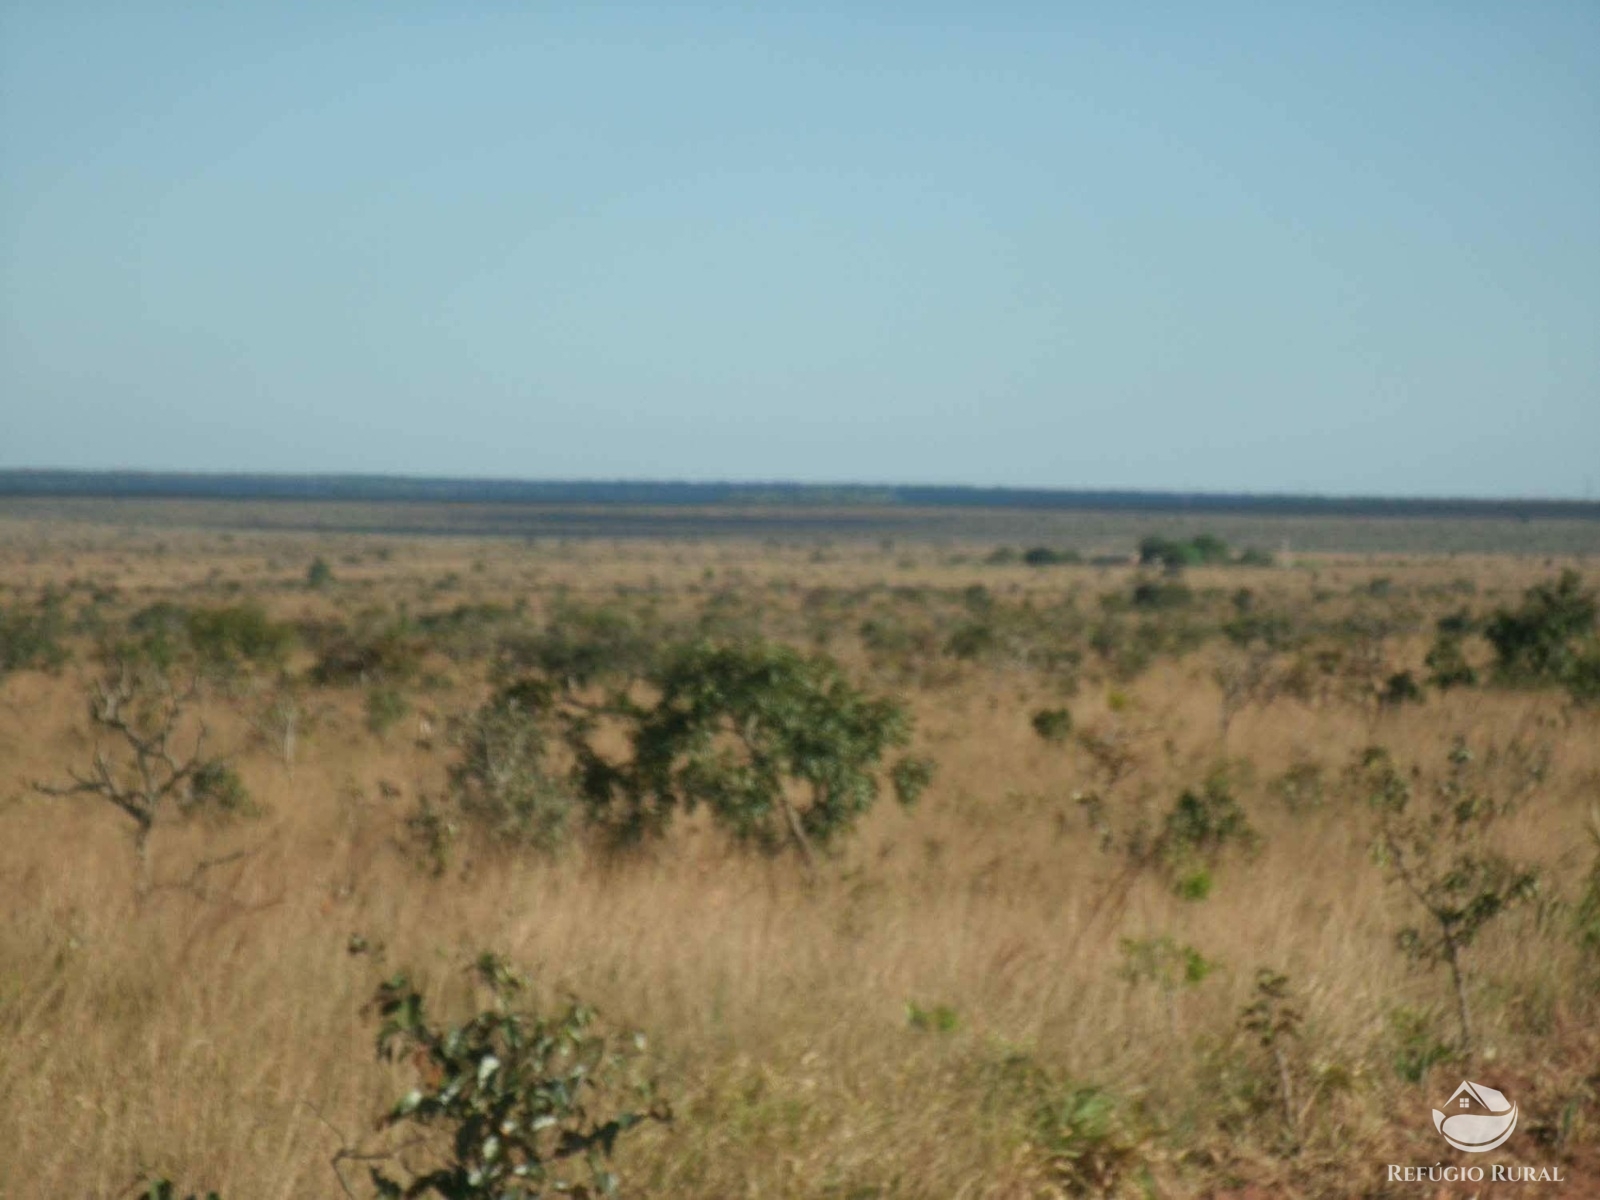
[1,507,1596,1198]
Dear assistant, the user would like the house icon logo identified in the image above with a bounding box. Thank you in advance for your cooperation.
[1432,1080,1518,1152]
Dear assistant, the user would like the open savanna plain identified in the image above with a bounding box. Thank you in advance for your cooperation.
[1,504,1597,1199]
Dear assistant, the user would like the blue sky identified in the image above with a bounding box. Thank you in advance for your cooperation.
[2,4,1596,497]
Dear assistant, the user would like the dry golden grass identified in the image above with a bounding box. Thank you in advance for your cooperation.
[0,520,1596,1198]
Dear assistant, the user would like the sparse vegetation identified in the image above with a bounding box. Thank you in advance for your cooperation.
[1,520,1596,1197]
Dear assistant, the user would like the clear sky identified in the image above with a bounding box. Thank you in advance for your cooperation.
[2,4,1596,497]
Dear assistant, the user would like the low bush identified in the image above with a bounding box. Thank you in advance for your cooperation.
[362,953,667,1199]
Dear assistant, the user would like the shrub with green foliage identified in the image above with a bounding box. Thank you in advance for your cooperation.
[362,953,667,1199]
[1379,670,1424,707]
[1425,610,1479,690]
[498,602,658,688]
[1031,706,1074,744]
[1356,740,1540,1060]
[1138,534,1231,570]
[0,591,70,677]
[981,1052,1154,1198]
[568,640,932,866]
[184,603,295,675]
[1483,569,1597,688]
[1158,770,1260,899]
[445,690,574,855]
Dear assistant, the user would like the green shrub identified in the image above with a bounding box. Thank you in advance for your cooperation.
[1380,670,1424,707]
[184,604,294,674]
[573,639,932,864]
[1031,707,1074,744]
[499,602,658,687]
[1159,770,1259,895]
[977,1050,1152,1198]
[1357,741,1540,1059]
[0,592,70,676]
[906,1000,960,1033]
[363,953,667,1199]
[1484,569,1597,685]
[306,557,335,589]
[185,760,257,819]
[1425,619,1478,690]
[445,692,574,855]
[1138,533,1232,570]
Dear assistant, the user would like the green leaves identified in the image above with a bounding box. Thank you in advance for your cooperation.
[1359,738,1542,1058]
[367,957,667,1199]
[570,639,931,862]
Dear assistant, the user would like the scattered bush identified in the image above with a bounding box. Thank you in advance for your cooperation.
[306,557,334,589]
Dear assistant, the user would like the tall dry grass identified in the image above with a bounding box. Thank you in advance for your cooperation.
[0,529,1596,1198]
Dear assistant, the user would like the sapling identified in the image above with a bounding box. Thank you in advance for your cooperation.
[1357,740,1539,1061]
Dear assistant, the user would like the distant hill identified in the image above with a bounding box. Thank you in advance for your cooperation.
[1,469,1597,521]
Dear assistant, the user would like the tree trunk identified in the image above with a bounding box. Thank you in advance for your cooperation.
[1445,939,1474,1062]
[1274,1044,1297,1140]
[778,794,817,876]
[133,823,154,897]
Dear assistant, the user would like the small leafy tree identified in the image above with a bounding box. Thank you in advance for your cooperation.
[1158,770,1259,900]
[572,640,932,868]
[363,953,667,1199]
[1356,741,1539,1060]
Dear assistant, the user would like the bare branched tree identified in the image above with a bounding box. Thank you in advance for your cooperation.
[33,667,215,887]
